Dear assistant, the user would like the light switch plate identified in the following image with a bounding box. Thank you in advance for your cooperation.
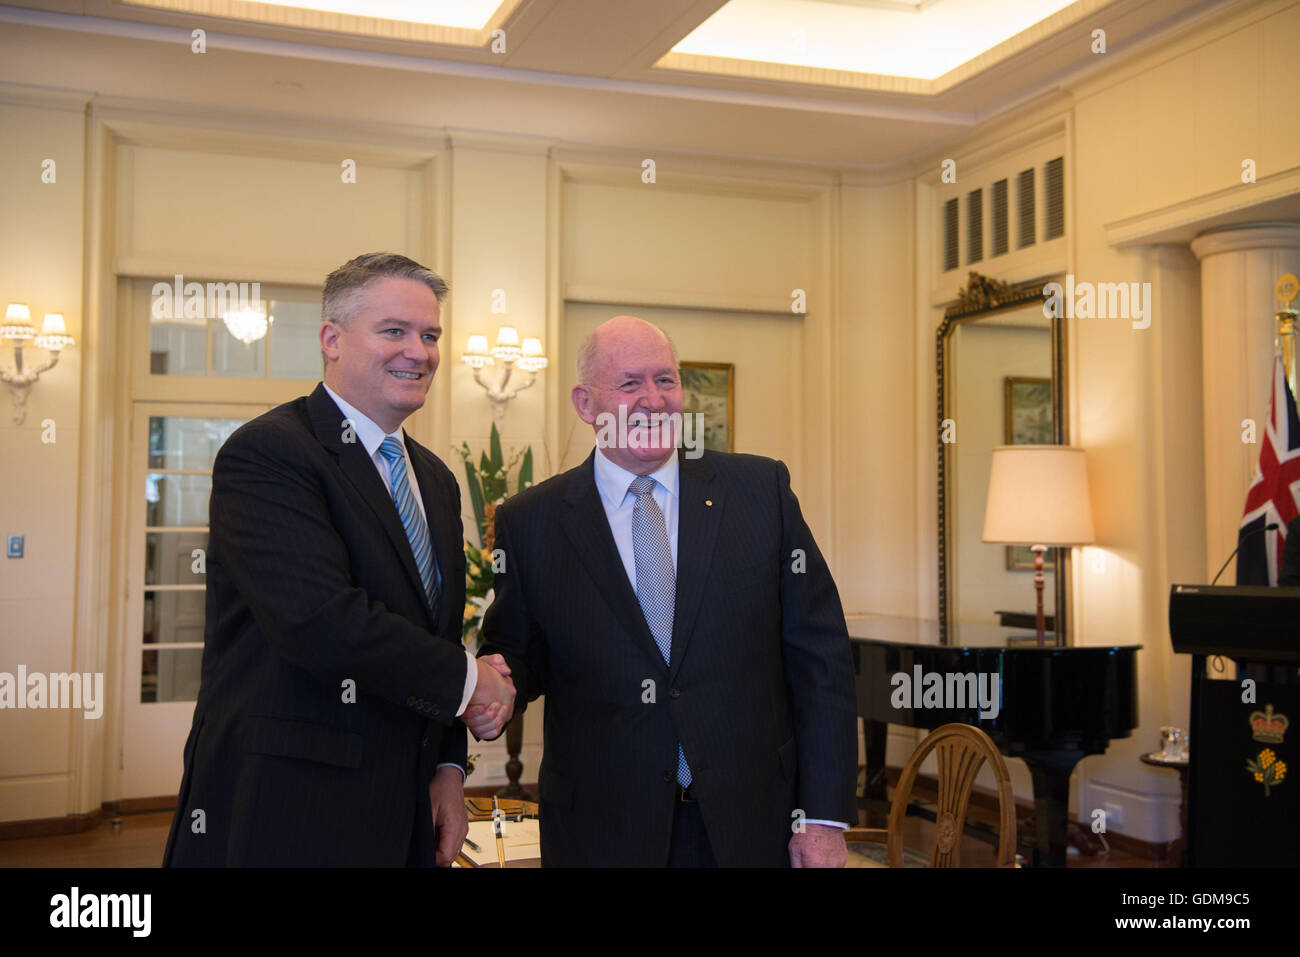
[7,535,23,558]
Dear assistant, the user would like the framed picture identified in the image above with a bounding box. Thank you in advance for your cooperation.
[679,361,734,452]
[1004,376,1053,445]
[1004,376,1055,571]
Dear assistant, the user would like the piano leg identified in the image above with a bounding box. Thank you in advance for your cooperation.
[1023,751,1084,868]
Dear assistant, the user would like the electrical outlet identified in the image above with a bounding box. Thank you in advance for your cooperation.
[1103,802,1124,828]
[6,536,23,558]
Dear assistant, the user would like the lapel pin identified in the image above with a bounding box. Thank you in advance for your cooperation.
[705,499,712,506]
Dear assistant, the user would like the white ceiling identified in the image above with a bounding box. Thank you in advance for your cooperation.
[0,0,1238,169]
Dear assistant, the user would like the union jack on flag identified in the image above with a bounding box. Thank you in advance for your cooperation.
[1237,353,1300,585]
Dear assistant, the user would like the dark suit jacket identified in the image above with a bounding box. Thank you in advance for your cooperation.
[479,450,858,866]
[1281,517,1300,586]
[163,383,468,866]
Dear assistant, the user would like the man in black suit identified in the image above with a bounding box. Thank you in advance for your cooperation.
[163,253,515,867]
[473,316,857,867]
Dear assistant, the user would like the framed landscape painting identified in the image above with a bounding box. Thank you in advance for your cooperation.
[679,361,734,452]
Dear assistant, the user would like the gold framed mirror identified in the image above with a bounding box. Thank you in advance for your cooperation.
[937,273,1069,646]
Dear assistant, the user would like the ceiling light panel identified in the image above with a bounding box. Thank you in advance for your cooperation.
[670,0,1082,80]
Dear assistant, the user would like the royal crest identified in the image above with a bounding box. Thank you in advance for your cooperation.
[1250,703,1289,744]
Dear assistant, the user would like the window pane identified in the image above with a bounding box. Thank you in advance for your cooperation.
[268,299,323,380]
[146,473,212,526]
[210,319,267,378]
[148,416,244,470]
[145,531,209,585]
[150,316,207,376]
[141,648,204,703]
[142,589,206,645]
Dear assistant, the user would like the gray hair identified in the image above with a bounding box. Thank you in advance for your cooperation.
[321,253,447,373]
[575,323,680,385]
[322,252,447,328]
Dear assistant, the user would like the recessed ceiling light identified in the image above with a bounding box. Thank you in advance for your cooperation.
[671,0,1082,81]
[253,0,504,30]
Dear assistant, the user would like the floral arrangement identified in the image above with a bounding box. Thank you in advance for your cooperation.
[457,423,532,654]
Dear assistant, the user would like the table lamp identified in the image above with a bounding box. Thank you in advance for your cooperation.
[982,445,1095,647]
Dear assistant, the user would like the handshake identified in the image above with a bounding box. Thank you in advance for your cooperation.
[464,654,516,740]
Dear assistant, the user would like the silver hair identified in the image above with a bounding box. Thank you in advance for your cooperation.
[576,322,679,385]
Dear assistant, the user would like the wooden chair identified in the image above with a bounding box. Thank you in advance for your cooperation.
[846,723,1018,867]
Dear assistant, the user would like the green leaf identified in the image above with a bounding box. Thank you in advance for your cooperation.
[488,423,504,473]
[463,462,486,545]
[518,447,533,493]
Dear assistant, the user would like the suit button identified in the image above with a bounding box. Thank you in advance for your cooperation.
[431,709,440,717]
[406,696,416,706]
[662,770,672,783]
[669,688,680,699]
[421,736,429,747]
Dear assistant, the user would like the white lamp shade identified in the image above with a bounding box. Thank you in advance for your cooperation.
[6,303,31,322]
[982,445,1095,546]
[521,337,542,357]
[465,335,489,355]
[41,313,67,336]
[495,326,519,347]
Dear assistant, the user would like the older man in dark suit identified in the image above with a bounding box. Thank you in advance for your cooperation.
[472,316,857,867]
[163,253,515,867]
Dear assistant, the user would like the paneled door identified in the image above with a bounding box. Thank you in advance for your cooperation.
[120,403,266,798]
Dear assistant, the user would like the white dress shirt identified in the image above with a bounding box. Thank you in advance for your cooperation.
[323,384,476,777]
[592,445,680,588]
[591,446,846,832]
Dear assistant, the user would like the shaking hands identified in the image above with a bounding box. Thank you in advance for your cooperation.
[465,653,515,740]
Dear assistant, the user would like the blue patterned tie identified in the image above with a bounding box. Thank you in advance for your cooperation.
[629,474,691,787]
[377,436,440,614]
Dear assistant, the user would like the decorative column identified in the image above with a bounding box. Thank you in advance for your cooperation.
[1190,223,1300,581]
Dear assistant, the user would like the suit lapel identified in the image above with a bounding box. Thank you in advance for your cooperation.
[307,385,431,623]
[408,436,460,638]
[670,453,722,679]
[560,452,662,664]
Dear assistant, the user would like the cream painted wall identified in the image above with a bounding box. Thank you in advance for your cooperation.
[0,98,87,821]
[837,182,918,619]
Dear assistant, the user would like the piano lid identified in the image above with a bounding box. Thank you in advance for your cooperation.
[846,613,1139,651]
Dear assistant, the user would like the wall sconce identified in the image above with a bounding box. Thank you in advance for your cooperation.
[462,326,548,420]
[1,303,76,425]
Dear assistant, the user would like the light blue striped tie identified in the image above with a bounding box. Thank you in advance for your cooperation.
[377,436,440,614]
[629,474,691,787]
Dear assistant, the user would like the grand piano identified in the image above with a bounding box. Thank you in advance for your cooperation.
[849,615,1139,867]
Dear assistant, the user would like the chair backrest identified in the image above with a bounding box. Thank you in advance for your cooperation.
[885,723,1017,867]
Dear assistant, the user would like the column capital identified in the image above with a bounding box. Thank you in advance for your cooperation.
[1191,223,1300,260]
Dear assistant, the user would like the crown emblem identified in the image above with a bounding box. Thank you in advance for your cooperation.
[1250,704,1289,744]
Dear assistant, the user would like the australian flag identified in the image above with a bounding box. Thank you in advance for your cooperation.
[1236,353,1300,585]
